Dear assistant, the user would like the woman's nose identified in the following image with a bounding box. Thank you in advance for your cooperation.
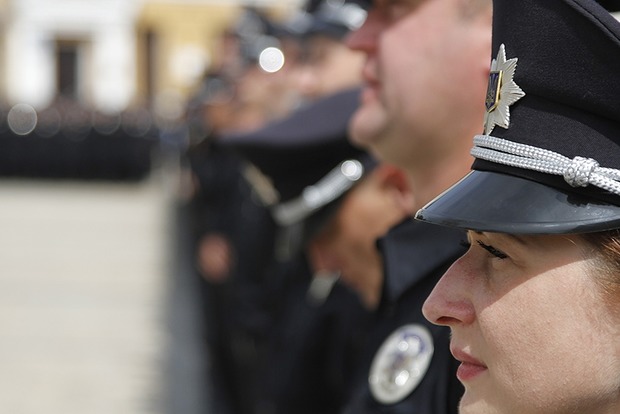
[422,256,476,327]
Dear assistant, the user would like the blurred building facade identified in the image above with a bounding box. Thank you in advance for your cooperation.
[0,0,301,180]
[0,0,300,112]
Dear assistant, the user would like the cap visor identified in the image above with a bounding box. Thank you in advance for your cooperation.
[415,170,620,234]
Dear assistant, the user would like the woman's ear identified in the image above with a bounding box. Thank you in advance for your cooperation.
[374,164,416,215]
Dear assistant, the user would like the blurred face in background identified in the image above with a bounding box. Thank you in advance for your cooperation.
[232,37,306,131]
[307,165,414,309]
[201,87,238,134]
[295,34,365,100]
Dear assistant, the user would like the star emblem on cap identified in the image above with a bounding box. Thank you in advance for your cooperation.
[483,44,525,135]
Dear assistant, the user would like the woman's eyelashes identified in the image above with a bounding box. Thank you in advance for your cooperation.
[476,240,508,259]
[459,238,508,260]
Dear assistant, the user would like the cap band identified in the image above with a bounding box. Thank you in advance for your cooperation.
[272,159,364,226]
[315,1,368,31]
[471,134,620,195]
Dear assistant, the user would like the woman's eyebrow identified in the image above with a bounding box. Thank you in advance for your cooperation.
[471,231,528,246]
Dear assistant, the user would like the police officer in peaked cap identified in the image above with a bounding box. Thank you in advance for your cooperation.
[223,87,377,257]
[219,87,377,414]
[416,1,620,413]
[181,70,279,414]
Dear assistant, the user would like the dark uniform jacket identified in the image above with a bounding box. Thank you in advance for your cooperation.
[257,255,374,414]
[342,218,466,414]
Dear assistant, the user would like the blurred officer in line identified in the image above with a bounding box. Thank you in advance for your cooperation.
[222,85,416,414]
[210,2,380,413]
[228,7,307,131]
[184,1,375,412]
[182,70,278,414]
[328,0,495,412]
[293,0,367,101]
[221,88,371,414]
[181,10,308,412]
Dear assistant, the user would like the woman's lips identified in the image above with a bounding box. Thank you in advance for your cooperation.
[451,347,488,382]
[456,361,487,381]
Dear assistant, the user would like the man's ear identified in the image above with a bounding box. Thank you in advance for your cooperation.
[374,164,416,215]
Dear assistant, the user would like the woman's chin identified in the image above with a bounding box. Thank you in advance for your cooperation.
[458,389,496,414]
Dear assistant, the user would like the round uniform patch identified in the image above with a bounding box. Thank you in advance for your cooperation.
[368,324,434,404]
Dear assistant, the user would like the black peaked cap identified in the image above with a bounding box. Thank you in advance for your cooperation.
[416,0,620,234]
[305,0,370,39]
[220,87,371,203]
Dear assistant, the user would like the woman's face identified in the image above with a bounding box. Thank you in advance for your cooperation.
[423,231,620,414]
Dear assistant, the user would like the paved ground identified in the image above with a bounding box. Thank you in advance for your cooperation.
[0,173,210,414]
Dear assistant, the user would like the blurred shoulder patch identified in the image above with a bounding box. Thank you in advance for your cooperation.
[368,324,434,404]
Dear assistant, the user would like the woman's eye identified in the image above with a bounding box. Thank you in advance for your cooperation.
[476,240,508,259]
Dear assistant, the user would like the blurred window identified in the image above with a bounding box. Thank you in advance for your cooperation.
[56,40,80,99]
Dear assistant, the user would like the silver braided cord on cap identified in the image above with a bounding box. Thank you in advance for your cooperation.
[272,159,364,226]
[471,135,620,195]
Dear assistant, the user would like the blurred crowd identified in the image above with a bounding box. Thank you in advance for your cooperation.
[176,1,373,413]
[0,96,156,180]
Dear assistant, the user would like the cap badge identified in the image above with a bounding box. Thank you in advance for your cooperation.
[484,44,525,135]
[368,324,434,404]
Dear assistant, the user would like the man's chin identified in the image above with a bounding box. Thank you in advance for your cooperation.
[347,103,387,150]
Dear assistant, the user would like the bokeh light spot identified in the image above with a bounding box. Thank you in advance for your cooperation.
[8,103,37,135]
[259,47,285,73]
